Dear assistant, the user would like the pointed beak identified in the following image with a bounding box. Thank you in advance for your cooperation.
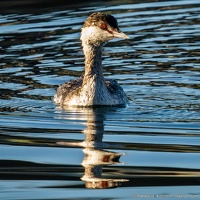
[113,29,129,39]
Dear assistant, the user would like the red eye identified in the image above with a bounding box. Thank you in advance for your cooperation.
[100,23,107,30]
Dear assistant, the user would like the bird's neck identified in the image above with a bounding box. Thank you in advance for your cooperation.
[80,42,111,105]
[82,42,104,81]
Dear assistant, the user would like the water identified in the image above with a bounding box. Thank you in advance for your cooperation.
[0,0,200,199]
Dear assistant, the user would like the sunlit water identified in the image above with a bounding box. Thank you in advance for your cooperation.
[0,0,200,199]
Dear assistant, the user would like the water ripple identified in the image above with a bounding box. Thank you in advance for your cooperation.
[0,0,200,199]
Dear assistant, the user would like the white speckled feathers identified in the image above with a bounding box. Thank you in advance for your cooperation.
[54,12,128,107]
[54,77,127,106]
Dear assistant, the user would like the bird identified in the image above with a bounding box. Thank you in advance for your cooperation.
[54,12,129,107]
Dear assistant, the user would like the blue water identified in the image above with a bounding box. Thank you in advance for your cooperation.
[0,0,200,199]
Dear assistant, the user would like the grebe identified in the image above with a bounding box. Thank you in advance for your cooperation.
[54,12,129,107]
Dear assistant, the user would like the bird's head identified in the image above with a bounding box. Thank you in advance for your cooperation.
[81,12,129,45]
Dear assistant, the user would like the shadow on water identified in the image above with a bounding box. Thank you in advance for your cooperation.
[0,0,104,12]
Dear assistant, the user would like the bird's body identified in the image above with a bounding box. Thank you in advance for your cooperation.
[54,12,128,107]
[54,77,126,106]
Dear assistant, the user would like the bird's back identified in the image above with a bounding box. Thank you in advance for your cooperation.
[54,77,83,105]
[54,77,127,106]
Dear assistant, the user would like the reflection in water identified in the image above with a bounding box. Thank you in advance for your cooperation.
[57,106,128,189]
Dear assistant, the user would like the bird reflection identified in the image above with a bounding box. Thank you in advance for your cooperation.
[57,106,128,189]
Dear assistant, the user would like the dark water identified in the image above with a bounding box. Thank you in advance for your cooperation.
[0,0,200,199]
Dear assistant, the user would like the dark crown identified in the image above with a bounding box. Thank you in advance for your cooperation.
[83,12,119,29]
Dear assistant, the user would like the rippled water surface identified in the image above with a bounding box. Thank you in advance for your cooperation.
[0,0,200,199]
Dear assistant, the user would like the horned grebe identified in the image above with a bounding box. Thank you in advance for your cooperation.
[54,12,129,107]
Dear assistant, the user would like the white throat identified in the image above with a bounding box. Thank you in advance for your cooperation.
[81,26,112,46]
